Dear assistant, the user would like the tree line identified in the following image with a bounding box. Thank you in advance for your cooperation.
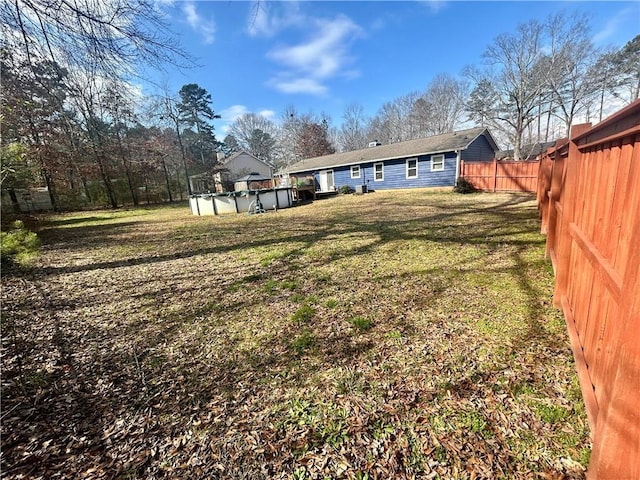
[233,14,637,165]
[1,2,638,211]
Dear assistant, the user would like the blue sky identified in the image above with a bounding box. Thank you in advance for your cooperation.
[149,1,640,136]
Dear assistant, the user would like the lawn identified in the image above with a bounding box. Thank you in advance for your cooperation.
[1,190,590,479]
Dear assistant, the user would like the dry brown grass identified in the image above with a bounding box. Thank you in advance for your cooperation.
[1,190,589,479]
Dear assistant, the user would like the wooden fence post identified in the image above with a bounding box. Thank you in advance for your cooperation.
[587,138,640,480]
[553,124,591,307]
[493,157,498,192]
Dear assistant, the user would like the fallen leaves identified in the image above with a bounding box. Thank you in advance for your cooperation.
[1,192,590,479]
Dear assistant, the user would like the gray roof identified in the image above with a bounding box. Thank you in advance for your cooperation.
[234,173,272,182]
[222,150,274,168]
[496,141,555,161]
[287,127,497,173]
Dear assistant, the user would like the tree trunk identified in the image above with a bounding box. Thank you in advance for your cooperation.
[161,157,173,203]
[8,188,22,213]
[96,155,118,209]
[26,117,59,211]
[174,124,191,195]
[41,165,58,211]
[114,129,138,207]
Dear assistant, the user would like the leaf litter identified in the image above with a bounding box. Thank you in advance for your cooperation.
[1,191,590,479]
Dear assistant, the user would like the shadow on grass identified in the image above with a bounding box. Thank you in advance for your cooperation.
[2,192,577,478]
[31,194,542,278]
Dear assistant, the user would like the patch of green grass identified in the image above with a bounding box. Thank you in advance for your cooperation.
[324,298,338,308]
[533,402,568,424]
[291,330,315,354]
[386,330,403,342]
[406,430,427,473]
[508,380,535,397]
[286,398,319,427]
[290,293,306,303]
[317,409,349,447]
[313,272,333,283]
[578,446,591,468]
[262,279,279,294]
[260,249,289,267]
[226,281,243,293]
[350,316,373,331]
[291,305,315,325]
[354,472,370,480]
[458,410,490,435]
[434,446,448,464]
[291,467,309,480]
[25,369,52,389]
[305,295,319,305]
[280,279,299,291]
[429,415,448,433]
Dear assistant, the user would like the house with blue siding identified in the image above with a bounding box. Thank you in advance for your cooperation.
[286,127,499,192]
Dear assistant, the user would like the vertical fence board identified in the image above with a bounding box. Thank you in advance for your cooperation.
[462,160,540,192]
[537,100,640,479]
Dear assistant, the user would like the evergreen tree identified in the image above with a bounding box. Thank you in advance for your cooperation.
[176,84,220,169]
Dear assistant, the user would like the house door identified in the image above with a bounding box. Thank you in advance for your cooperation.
[319,170,334,192]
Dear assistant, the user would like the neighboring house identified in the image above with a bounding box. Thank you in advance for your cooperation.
[1,187,54,213]
[286,127,499,192]
[215,151,274,191]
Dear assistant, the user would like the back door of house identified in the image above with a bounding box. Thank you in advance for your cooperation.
[319,170,334,192]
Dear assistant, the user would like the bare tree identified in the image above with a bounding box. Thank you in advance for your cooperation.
[467,20,549,160]
[276,107,337,165]
[338,103,369,152]
[228,113,279,163]
[420,74,468,135]
[543,13,599,134]
[276,106,303,167]
[1,0,189,77]
[613,35,640,103]
[367,92,420,145]
[101,80,142,205]
[64,66,122,207]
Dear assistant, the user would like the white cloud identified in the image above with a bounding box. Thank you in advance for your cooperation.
[218,105,276,135]
[269,77,328,96]
[182,1,215,44]
[266,15,363,96]
[247,1,304,37]
[219,105,249,123]
[420,0,447,14]
[258,109,276,119]
[592,8,633,45]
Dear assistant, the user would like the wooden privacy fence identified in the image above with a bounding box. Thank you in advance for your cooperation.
[460,158,539,192]
[537,100,640,479]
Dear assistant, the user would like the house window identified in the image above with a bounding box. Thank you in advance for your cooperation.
[351,165,361,179]
[431,154,445,172]
[406,158,418,178]
[374,162,384,181]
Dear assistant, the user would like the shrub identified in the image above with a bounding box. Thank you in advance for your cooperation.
[339,185,354,195]
[1,220,40,267]
[453,177,477,194]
